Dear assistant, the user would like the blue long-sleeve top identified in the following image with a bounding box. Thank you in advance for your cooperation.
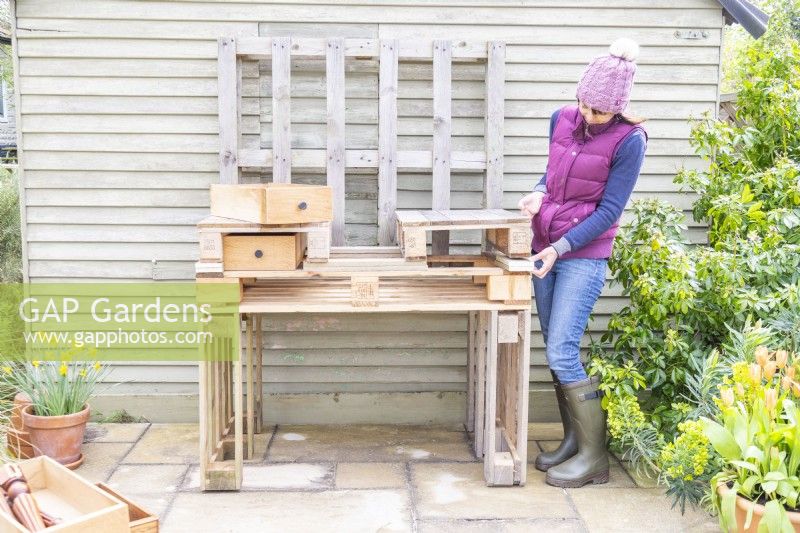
[533,108,647,256]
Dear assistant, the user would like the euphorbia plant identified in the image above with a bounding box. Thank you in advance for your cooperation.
[701,346,800,532]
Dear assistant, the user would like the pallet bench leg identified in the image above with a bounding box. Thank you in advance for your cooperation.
[199,328,243,491]
[479,309,530,486]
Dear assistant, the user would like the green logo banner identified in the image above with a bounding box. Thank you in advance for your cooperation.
[0,282,241,362]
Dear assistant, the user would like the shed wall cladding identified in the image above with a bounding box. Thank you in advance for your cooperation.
[14,0,723,423]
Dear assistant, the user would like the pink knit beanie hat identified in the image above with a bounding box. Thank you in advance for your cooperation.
[575,38,640,114]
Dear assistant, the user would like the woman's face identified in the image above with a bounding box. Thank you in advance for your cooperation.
[577,99,615,125]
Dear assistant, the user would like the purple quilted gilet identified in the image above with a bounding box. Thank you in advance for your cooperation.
[531,104,646,259]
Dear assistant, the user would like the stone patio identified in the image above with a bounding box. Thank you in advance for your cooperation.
[77,422,719,532]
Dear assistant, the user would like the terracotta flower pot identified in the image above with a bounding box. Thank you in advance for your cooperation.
[21,403,90,469]
[717,482,800,532]
[10,392,31,431]
[7,392,34,459]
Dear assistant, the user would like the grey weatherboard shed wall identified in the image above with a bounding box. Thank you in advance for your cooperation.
[10,0,764,422]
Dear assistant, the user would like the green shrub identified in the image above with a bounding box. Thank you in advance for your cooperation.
[589,0,800,511]
[0,166,21,283]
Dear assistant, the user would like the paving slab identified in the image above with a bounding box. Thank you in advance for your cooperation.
[268,425,474,462]
[122,423,198,464]
[106,463,189,517]
[411,462,574,521]
[182,463,334,491]
[162,489,412,532]
[617,458,660,488]
[244,429,273,463]
[73,442,134,483]
[527,447,635,488]
[528,423,564,441]
[568,487,718,532]
[84,423,150,443]
[336,462,406,489]
[419,518,586,533]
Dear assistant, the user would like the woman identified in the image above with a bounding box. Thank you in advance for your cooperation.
[517,37,648,488]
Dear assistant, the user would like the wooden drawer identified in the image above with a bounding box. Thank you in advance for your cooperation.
[95,483,158,533]
[210,183,332,224]
[222,234,306,271]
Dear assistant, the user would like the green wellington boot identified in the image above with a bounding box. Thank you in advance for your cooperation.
[534,370,578,471]
[545,375,609,488]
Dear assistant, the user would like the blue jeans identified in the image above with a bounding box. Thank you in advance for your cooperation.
[532,257,608,384]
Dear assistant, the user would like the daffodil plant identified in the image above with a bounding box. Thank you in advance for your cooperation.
[701,347,800,533]
[0,346,110,417]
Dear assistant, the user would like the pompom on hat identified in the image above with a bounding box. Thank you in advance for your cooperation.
[575,38,640,114]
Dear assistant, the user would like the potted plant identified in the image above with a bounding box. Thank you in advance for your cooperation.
[0,354,109,469]
[700,346,800,532]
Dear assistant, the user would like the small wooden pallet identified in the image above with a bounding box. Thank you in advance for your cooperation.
[216,249,531,307]
[396,209,532,259]
[196,216,332,278]
[238,277,529,312]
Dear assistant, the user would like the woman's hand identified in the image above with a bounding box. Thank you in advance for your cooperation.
[518,191,545,220]
[530,246,558,278]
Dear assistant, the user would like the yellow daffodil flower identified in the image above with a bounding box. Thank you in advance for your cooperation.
[59,363,68,376]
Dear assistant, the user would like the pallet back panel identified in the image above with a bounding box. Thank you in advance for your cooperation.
[217,37,506,250]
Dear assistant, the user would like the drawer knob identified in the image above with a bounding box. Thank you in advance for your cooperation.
[298,201,308,210]
[254,249,263,258]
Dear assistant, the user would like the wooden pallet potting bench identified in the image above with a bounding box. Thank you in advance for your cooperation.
[197,36,534,491]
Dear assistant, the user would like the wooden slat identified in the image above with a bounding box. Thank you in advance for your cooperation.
[245,315,254,459]
[197,215,329,231]
[233,332,243,489]
[217,36,239,185]
[484,41,505,209]
[516,310,531,485]
[255,315,263,434]
[432,40,452,256]
[326,38,346,246]
[396,209,527,227]
[198,358,209,490]
[226,266,506,278]
[235,37,489,60]
[378,39,399,246]
[239,279,529,313]
[475,310,487,458]
[238,149,485,172]
[271,37,291,183]
[212,343,220,460]
[466,311,474,433]
[483,310,499,481]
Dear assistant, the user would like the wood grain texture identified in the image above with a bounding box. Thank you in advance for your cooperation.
[217,36,240,185]
[432,39,452,255]
[377,39,398,246]
[271,36,291,183]
[326,38,346,246]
